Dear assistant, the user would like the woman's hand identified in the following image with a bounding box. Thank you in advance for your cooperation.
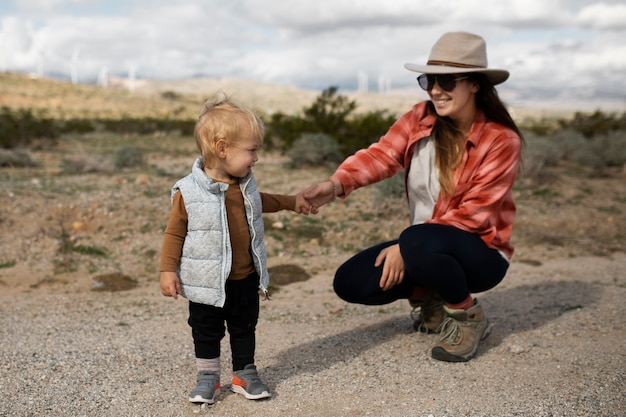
[301,178,342,213]
[160,271,181,299]
[375,244,405,291]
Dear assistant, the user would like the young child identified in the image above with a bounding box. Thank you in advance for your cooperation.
[159,93,310,404]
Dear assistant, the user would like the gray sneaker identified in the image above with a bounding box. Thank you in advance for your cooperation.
[189,371,220,404]
[231,364,271,400]
[409,290,445,333]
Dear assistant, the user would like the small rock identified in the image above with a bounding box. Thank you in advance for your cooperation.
[509,344,528,354]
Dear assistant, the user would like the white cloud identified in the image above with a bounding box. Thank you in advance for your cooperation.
[577,2,626,29]
[0,0,624,109]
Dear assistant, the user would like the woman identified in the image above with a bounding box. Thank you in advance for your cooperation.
[302,31,523,362]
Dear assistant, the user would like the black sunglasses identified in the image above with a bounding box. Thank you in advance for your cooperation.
[417,74,468,92]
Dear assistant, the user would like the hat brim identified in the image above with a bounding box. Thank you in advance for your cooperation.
[404,63,509,85]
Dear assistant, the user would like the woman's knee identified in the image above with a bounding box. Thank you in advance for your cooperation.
[332,265,353,301]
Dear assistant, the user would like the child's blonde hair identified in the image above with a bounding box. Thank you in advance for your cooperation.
[194,92,265,168]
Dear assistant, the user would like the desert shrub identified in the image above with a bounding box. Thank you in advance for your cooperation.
[570,130,626,168]
[285,133,343,168]
[61,155,114,174]
[264,112,309,151]
[60,118,97,134]
[373,171,407,217]
[101,117,194,135]
[520,126,626,184]
[339,110,397,156]
[114,146,144,169]
[0,149,39,167]
[518,110,626,140]
[564,110,626,138]
[374,171,405,199]
[522,130,586,172]
[161,90,181,100]
[0,106,59,148]
[518,117,563,136]
[303,86,356,133]
[266,87,395,157]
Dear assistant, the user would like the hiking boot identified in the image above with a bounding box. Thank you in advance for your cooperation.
[409,290,445,333]
[189,371,220,404]
[231,364,271,400]
[431,299,492,362]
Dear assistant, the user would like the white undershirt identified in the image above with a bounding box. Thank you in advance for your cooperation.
[407,137,439,225]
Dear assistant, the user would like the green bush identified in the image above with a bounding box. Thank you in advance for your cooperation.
[519,110,626,139]
[285,133,343,168]
[101,117,194,135]
[564,110,626,138]
[0,106,59,149]
[114,146,144,169]
[61,118,97,134]
[266,87,395,157]
[339,109,396,156]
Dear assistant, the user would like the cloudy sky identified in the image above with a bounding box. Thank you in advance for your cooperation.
[1,0,625,110]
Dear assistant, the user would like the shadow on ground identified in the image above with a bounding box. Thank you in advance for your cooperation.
[268,280,599,381]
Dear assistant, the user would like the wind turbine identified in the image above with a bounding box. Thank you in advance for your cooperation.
[36,48,44,78]
[128,65,136,92]
[357,70,368,93]
[97,67,109,88]
[378,75,391,94]
[0,34,6,72]
[70,47,80,84]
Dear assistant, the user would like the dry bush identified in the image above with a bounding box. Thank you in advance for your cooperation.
[0,149,39,167]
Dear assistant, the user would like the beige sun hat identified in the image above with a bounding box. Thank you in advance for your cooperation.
[404,31,509,85]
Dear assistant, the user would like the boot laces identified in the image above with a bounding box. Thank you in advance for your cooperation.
[437,316,464,346]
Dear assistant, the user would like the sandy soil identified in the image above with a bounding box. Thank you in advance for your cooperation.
[0,75,624,415]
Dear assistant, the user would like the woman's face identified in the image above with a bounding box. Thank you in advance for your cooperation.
[425,74,479,127]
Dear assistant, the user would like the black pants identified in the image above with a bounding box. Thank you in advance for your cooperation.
[188,273,260,371]
[333,224,509,306]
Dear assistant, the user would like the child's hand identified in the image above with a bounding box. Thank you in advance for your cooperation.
[294,193,313,215]
[160,271,181,300]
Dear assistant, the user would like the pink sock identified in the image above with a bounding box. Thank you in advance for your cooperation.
[446,295,474,310]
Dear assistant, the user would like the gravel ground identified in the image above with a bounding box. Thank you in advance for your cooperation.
[1,253,624,417]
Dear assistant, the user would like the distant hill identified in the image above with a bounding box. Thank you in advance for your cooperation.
[0,71,582,121]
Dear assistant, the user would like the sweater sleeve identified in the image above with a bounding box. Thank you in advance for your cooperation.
[159,191,187,272]
[333,102,433,197]
[260,192,296,213]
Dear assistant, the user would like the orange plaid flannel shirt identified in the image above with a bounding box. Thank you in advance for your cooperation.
[333,101,522,260]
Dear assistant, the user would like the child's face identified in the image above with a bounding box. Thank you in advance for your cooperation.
[223,132,261,179]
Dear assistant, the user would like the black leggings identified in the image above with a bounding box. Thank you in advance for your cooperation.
[333,224,509,306]
[188,273,260,371]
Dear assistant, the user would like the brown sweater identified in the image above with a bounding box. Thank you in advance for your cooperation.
[160,183,295,280]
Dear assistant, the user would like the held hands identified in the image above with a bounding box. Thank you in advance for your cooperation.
[294,193,314,215]
[160,271,181,300]
[301,178,341,213]
[375,244,405,291]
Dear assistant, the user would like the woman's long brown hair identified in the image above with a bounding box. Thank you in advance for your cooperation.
[429,73,524,196]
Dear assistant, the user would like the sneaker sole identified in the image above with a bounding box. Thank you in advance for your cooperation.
[231,384,272,400]
[431,322,493,362]
[188,389,219,404]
